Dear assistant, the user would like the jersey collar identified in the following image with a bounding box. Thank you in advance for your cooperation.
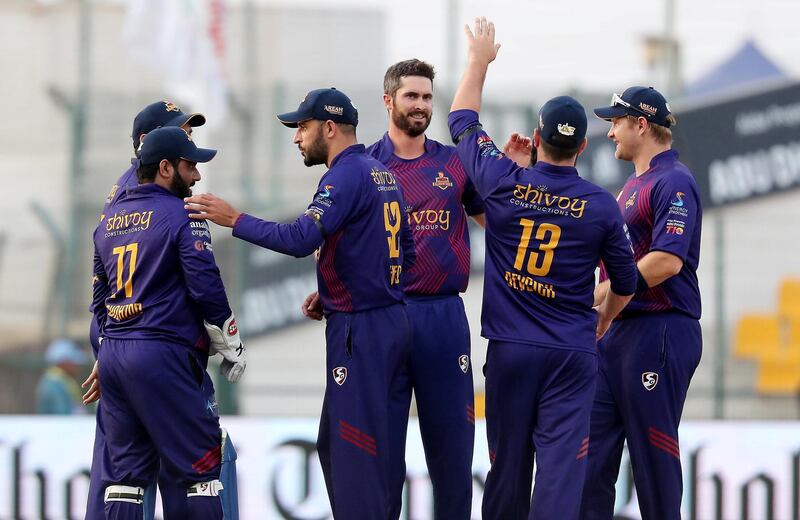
[329,143,367,168]
[534,161,579,177]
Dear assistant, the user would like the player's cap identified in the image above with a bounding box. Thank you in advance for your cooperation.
[537,96,587,150]
[138,127,217,166]
[593,86,673,127]
[132,101,206,149]
[277,87,359,128]
[45,338,88,366]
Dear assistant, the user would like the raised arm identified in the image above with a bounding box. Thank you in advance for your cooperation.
[450,17,501,114]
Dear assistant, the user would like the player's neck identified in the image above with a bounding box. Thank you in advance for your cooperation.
[633,142,671,176]
[326,137,358,167]
[388,126,426,160]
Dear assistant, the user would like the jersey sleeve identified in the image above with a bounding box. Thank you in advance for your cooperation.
[598,199,637,296]
[175,217,233,328]
[90,240,110,332]
[232,213,324,258]
[448,109,521,199]
[649,174,700,261]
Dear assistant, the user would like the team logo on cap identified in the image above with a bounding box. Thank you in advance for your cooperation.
[432,172,453,190]
[638,102,658,116]
[164,101,180,112]
[557,123,576,136]
[459,355,470,374]
[333,367,348,386]
[324,105,344,116]
[642,372,659,391]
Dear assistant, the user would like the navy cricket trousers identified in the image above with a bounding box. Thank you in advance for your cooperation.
[579,312,702,520]
[387,295,475,520]
[317,303,412,519]
[482,340,598,520]
[98,339,224,519]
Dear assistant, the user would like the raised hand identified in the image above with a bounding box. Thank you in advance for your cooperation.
[503,132,533,168]
[464,16,501,66]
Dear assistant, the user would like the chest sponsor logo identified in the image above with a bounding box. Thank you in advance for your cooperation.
[458,355,470,374]
[625,192,637,209]
[408,209,450,231]
[432,172,454,190]
[370,168,399,191]
[104,210,154,237]
[512,184,587,218]
[642,371,659,391]
[332,367,347,386]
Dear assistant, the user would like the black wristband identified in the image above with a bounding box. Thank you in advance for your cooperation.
[453,124,483,145]
[636,268,649,294]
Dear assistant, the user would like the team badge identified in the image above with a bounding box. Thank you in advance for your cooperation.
[557,123,576,136]
[625,192,637,209]
[432,172,453,190]
[642,372,659,391]
[333,367,348,386]
[164,101,180,112]
[458,355,470,374]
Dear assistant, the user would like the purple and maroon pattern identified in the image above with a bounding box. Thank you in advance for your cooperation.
[367,134,483,296]
[601,149,702,319]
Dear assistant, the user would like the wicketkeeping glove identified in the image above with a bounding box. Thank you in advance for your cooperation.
[204,314,247,383]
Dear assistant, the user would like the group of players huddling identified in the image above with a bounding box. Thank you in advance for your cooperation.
[85,16,701,520]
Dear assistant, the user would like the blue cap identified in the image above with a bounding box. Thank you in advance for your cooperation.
[537,96,587,149]
[45,339,88,366]
[277,88,359,128]
[139,127,217,165]
[132,101,206,149]
[593,86,673,127]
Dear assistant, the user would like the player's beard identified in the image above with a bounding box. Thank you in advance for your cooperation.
[169,170,193,198]
[392,105,431,138]
[302,125,329,167]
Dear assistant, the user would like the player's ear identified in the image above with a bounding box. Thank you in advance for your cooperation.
[324,120,336,138]
[383,93,393,112]
[576,137,588,156]
[532,129,541,149]
[158,159,172,178]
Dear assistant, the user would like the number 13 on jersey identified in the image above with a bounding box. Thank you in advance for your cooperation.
[514,219,561,276]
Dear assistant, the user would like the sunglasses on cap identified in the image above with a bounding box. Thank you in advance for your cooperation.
[611,93,651,118]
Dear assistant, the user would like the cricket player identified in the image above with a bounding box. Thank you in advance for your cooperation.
[448,18,637,519]
[184,87,416,518]
[83,101,209,520]
[300,60,485,519]
[580,86,703,520]
[91,126,245,519]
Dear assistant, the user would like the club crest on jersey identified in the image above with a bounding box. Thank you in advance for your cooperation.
[163,101,180,112]
[557,123,576,136]
[432,172,454,190]
[333,367,347,386]
[642,372,659,391]
[459,355,470,374]
[625,192,637,209]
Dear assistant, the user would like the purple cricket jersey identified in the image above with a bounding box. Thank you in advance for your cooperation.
[232,144,415,314]
[449,109,637,353]
[600,149,702,319]
[92,183,232,349]
[102,158,140,213]
[366,134,484,296]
